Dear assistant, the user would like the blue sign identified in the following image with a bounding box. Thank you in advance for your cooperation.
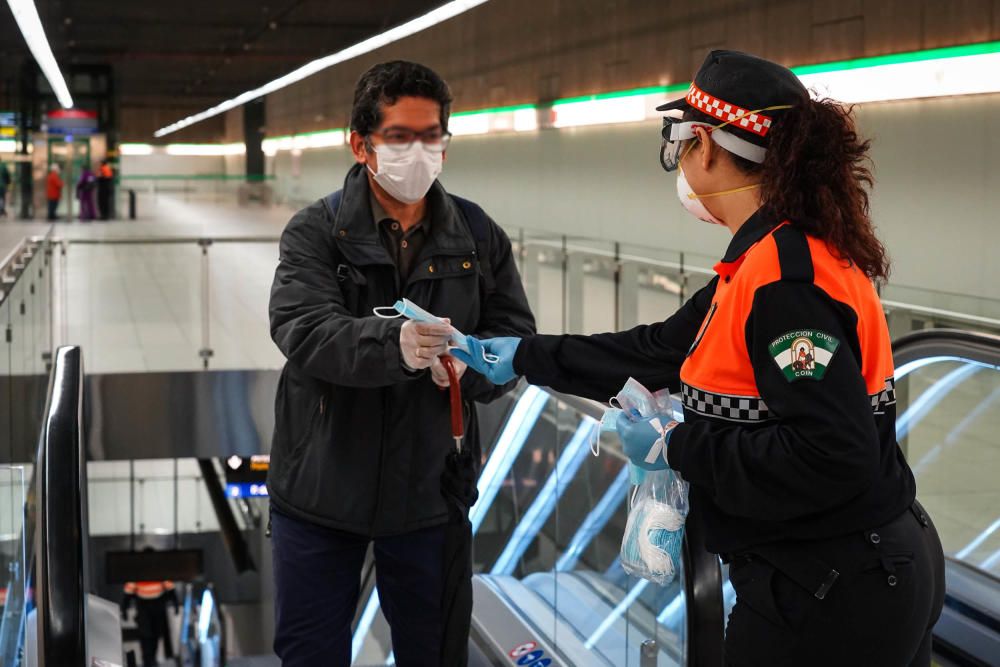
[225,483,269,498]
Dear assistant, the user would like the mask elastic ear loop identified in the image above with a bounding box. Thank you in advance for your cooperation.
[373,307,403,319]
[482,350,501,364]
[609,396,623,409]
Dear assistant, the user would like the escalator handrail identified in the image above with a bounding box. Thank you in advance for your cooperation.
[892,328,1000,367]
[36,345,89,664]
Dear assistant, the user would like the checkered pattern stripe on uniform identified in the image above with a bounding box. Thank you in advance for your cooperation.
[870,377,896,414]
[685,84,774,137]
[681,383,773,423]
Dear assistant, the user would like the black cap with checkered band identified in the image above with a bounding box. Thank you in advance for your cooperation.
[657,50,809,171]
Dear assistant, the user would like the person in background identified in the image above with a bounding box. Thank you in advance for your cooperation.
[97,158,114,219]
[122,578,179,666]
[46,164,63,221]
[76,164,98,221]
[0,161,10,218]
[267,60,535,665]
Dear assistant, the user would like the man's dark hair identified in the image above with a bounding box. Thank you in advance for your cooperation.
[350,61,452,136]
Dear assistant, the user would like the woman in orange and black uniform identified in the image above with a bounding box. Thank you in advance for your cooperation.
[454,50,945,666]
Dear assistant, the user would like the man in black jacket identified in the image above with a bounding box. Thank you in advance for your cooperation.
[267,61,535,666]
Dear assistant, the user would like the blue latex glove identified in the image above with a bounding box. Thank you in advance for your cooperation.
[616,412,678,471]
[449,336,520,385]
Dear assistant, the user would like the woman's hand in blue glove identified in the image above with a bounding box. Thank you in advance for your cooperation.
[616,412,679,471]
[449,337,521,385]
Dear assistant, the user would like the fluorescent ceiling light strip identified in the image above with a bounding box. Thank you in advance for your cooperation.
[154,0,490,137]
[469,385,549,534]
[583,579,650,649]
[556,465,631,572]
[6,0,73,108]
[118,143,155,156]
[490,418,598,575]
[896,364,980,440]
[798,51,1000,104]
[165,143,245,156]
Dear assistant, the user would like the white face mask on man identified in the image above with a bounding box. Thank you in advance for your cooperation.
[367,142,443,204]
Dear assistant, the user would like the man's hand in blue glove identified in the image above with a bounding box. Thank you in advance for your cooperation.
[616,412,679,471]
[449,337,521,385]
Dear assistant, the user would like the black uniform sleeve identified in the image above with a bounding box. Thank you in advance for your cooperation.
[269,207,411,387]
[667,281,880,521]
[512,277,719,402]
[462,220,538,402]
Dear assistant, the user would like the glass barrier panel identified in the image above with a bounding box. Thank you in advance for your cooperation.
[898,357,1000,575]
[0,298,12,464]
[64,242,203,373]
[206,242,283,370]
[89,459,223,537]
[521,232,566,335]
[0,465,29,666]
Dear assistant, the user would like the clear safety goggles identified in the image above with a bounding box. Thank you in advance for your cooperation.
[659,117,767,172]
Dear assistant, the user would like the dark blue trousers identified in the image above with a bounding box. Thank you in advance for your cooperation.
[271,507,446,666]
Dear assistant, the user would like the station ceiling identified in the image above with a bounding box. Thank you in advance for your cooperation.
[1,1,443,112]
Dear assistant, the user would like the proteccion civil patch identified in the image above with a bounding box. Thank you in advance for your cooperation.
[768,330,840,382]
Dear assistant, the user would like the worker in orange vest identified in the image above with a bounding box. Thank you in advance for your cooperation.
[46,164,63,221]
[456,50,946,667]
[97,159,114,219]
[122,578,178,666]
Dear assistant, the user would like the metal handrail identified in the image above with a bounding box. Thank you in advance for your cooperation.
[36,345,88,665]
[884,299,1000,331]
[59,235,281,246]
[0,234,48,306]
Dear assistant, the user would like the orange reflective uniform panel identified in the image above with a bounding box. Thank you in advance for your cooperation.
[123,580,174,600]
[679,222,894,410]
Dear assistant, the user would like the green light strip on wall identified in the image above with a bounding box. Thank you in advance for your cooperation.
[254,40,1000,145]
[452,103,537,118]
[551,84,688,107]
[791,40,1000,76]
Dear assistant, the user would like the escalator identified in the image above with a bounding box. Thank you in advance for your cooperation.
[1,346,123,666]
[6,331,999,665]
[350,330,1000,666]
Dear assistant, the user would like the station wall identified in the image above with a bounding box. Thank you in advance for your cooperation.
[266,92,1000,305]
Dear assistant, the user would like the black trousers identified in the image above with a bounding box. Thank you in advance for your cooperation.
[47,199,58,220]
[135,597,173,667]
[271,507,448,667]
[724,503,945,667]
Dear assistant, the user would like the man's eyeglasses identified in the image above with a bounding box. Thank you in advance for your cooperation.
[367,127,452,153]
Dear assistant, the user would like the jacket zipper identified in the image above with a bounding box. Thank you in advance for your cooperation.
[688,302,718,357]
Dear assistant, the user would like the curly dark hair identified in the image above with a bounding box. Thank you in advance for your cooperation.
[350,61,453,136]
[686,98,890,282]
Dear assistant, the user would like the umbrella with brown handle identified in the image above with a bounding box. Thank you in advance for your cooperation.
[438,355,478,666]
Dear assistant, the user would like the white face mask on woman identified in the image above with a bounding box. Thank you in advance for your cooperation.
[367,142,443,204]
[676,167,726,226]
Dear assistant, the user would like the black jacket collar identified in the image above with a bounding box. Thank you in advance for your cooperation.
[720,208,778,263]
[331,163,476,258]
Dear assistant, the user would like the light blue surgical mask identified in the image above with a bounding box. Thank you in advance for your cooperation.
[374,298,499,363]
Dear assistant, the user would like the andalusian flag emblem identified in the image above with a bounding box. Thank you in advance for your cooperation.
[768,330,840,382]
